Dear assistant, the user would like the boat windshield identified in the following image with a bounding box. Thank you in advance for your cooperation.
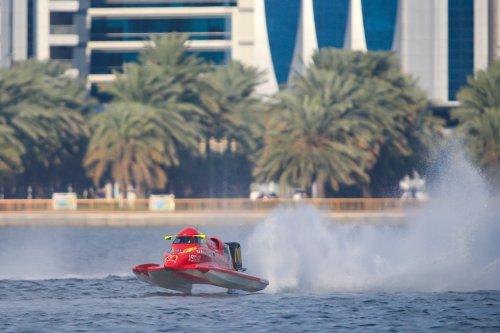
[173,236,200,244]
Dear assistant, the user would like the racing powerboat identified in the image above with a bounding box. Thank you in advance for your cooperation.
[133,228,269,293]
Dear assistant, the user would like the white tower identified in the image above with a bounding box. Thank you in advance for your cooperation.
[289,0,318,81]
[253,0,279,95]
[344,0,367,51]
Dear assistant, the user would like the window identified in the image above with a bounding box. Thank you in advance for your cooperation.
[90,17,230,41]
[90,50,229,74]
[448,0,474,100]
[90,0,237,8]
[173,236,200,244]
[314,0,349,49]
[362,0,398,51]
[265,0,300,84]
[50,46,74,60]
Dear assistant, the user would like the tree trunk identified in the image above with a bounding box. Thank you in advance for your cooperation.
[136,183,143,199]
[315,173,326,198]
[362,184,372,198]
[120,180,127,199]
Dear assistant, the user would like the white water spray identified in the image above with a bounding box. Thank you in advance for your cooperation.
[245,148,500,293]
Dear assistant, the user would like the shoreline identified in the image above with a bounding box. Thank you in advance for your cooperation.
[0,211,407,227]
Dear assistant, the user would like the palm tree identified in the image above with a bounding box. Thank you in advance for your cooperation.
[101,61,203,133]
[0,60,92,195]
[254,74,378,197]
[254,48,441,197]
[84,102,177,196]
[92,40,203,195]
[0,124,24,174]
[198,60,266,153]
[97,35,269,197]
[313,49,442,196]
[463,108,500,186]
[101,39,204,149]
[138,35,266,146]
[139,34,208,78]
[177,60,266,197]
[455,60,500,117]
[454,61,500,190]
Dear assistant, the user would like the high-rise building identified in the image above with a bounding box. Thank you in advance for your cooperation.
[0,0,34,67]
[0,0,498,105]
[255,0,493,104]
[85,0,237,89]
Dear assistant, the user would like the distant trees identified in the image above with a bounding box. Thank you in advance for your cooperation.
[84,102,176,196]
[197,61,266,153]
[172,60,266,198]
[85,36,203,196]
[0,61,93,196]
[454,60,500,190]
[254,49,442,197]
[87,35,264,197]
[5,39,480,199]
[253,71,374,197]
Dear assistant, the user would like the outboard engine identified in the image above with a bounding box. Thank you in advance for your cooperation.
[225,242,242,271]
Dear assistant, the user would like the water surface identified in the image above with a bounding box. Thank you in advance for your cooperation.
[1,226,499,332]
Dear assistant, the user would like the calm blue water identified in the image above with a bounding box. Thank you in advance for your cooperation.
[1,224,499,332]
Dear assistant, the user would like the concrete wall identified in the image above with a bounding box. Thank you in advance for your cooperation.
[12,0,28,61]
[489,0,500,61]
[393,0,448,103]
[1,0,30,66]
[474,0,489,72]
[289,0,318,81]
[36,0,49,60]
[344,0,367,51]
[244,0,278,95]
[0,0,11,67]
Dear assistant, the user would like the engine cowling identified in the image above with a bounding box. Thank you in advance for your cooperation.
[225,242,242,271]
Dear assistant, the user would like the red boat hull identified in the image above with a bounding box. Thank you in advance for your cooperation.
[133,263,269,293]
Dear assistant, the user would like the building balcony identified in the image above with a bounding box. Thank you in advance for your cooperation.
[49,24,79,46]
[49,34,79,46]
[87,6,233,19]
[49,0,80,12]
[87,39,231,51]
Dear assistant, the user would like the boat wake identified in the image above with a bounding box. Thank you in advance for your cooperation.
[244,148,500,293]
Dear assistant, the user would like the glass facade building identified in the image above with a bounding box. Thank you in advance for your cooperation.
[362,0,398,51]
[448,0,474,100]
[89,0,237,8]
[313,0,349,49]
[10,0,492,104]
[90,50,228,74]
[265,0,300,85]
[265,0,398,86]
[90,17,231,41]
[87,1,232,78]
[27,0,35,58]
